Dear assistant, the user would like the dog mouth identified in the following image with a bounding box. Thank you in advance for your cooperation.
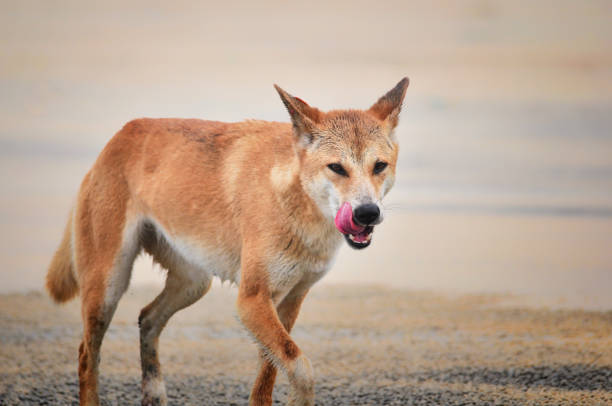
[343,225,374,249]
[334,202,375,250]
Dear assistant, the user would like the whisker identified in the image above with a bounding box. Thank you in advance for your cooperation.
[381,203,412,211]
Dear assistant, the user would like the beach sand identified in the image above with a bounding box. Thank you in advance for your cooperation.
[1,284,610,405]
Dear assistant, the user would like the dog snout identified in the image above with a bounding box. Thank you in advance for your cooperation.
[353,203,380,226]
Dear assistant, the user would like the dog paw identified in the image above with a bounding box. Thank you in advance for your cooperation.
[141,396,166,406]
[142,378,167,406]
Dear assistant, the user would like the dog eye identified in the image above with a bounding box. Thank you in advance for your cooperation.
[327,163,348,177]
[373,161,388,174]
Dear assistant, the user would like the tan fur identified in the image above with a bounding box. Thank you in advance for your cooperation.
[46,209,78,303]
[46,78,409,406]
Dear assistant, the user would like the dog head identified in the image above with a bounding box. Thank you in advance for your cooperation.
[275,77,409,249]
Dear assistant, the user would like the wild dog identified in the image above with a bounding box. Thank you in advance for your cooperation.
[45,77,409,406]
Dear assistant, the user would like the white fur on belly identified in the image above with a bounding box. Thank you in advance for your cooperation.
[149,218,241,285]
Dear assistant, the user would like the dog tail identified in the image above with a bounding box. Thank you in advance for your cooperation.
[46,210,79,303]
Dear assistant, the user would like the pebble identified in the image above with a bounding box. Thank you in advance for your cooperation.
[2,365,611,406]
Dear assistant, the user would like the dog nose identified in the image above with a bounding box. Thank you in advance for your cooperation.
[353,203,380,226]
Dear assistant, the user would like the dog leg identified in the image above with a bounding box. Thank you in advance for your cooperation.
[138,260,212,406]
[249,288,309,406]
[78,263,129,406]
[76,217,138,404]
[237,258,314,406]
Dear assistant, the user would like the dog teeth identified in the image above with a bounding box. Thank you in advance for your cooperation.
[348,233,373,244]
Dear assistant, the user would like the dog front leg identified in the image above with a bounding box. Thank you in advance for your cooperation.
[250,288,310,406]
[237,264,314,406]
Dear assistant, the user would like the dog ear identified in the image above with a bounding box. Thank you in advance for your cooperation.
[274,84,322,145]
[368,77,409,129]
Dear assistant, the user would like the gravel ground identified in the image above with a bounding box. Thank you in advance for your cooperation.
[1,285,611,405]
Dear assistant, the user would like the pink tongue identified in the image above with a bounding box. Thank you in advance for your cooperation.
[334,202,366,236]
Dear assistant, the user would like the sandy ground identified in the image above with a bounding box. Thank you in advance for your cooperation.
[1,284,610,405]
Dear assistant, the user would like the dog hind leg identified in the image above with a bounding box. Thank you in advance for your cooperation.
[77,225,139,406]
[138,232,212,406]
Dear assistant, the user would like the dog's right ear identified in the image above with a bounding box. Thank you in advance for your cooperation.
[274,85,322,145]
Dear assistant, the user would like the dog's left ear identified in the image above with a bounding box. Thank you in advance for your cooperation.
[368,77,410,129]
[274,84,323,145]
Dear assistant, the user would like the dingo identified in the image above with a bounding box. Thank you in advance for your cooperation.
[46,77,409,405]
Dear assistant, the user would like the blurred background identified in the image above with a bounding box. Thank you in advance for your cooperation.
[1,0,611,308]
